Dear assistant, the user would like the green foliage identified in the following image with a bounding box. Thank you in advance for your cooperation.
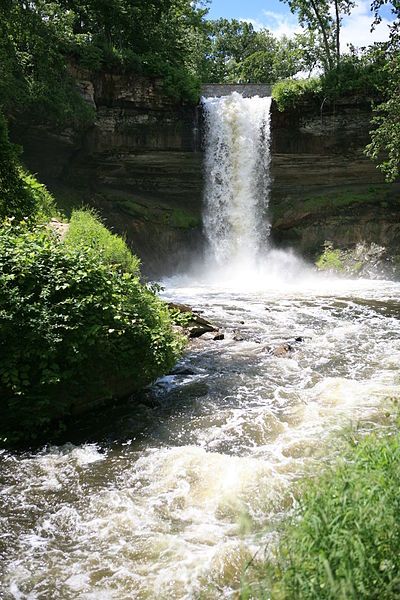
[0,221,184,444]
[365,42,400,182]
[168,307,194,327]
[64,209,140,274]
[316,243,344,271]
[0,1,93,126]
[272,47,387,111]
[321,47,389,98]
[19,171,57,222]
[272,425,400,599]
[0,112,56,221]
[0,0,208,123]
[0,112,34,220]
[272,77,323,110]
[202,20,310,84]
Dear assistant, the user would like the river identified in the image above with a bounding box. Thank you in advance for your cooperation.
[1,94,400,599]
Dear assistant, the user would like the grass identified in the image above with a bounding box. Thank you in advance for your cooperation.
[243,416,400,599]
[64,209,140,273]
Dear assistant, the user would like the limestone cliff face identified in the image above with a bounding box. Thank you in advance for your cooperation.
[11,68,204,277]
[269,98,400,257]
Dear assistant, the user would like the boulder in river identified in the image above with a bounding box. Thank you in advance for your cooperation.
[167,301,218,338]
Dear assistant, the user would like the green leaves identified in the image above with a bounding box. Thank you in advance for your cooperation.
[250,420,400,598]
[365,52,400,182]
[0,221,184,444]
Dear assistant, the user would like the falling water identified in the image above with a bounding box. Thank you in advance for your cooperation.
[202,93,272,270]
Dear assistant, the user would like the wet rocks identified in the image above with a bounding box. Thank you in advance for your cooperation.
[267,336,305,357]
[315,241,400,280]
[213,332,225,341]
[187,315,218,338]
[167,301,220,340]
[270,343,293,357]
[170,366,197,376]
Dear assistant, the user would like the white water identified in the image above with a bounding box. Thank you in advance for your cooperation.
[202,93,272,272]
[1,94,400,599]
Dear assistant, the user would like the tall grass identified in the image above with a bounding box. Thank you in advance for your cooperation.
[246,423,400,599]
[64,209,140,274]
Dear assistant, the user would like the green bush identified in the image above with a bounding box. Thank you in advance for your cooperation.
[0,111,56,221]
[0,221,183,444]
[316,244,344,272]
[272,427,400,599]
[272,52,387,112]
[272,77,322,111]
[64,209,140,273]
[0,112,34,220]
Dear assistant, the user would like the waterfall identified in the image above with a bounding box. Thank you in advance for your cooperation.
[202,92,272,270]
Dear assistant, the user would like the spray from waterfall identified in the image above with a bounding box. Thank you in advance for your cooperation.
[197,92,314,288]
[202,93,272,270]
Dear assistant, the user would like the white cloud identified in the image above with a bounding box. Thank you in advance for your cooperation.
[340,0,391,48]
[242,1,391,48]
[240,10,300,37]
[261,9,301,38]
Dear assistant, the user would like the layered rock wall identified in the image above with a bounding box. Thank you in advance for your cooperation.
[11,68,204,277]
[269,98,400,256]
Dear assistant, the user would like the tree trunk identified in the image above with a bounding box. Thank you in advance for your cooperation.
[309,0,334,71]
[334,0,341,68]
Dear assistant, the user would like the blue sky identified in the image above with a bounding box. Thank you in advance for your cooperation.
[205,0,394,47]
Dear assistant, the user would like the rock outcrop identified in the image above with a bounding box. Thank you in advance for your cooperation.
[11,67,204,277]
[269,97,400,258]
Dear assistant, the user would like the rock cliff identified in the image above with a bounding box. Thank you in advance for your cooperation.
[11,67,204,277]
[11,73,400,274]
[269,98,400,258]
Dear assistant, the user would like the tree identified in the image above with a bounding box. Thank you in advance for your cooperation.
[202,19,261,82]
[281,0,355,71]
[365,1,400,181]
[239,34,306,83]
[201,20,309,83]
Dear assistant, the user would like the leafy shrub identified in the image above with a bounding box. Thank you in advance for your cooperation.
[316,243,344,272]
[64,209,140,273]
[272,51,387,112]
[272,426,400,599]
[0,221,183,444]
[272,77,322,111]
[0,111,56,221]
[0,112,35,220]
[20,171,57,221]
[321,53,388,100]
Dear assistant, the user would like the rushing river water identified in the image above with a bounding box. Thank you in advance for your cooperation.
[2,276,400,599]
[1,94,400,598]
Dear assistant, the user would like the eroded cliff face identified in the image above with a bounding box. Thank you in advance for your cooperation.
[269,98,400,258]
[11,74,400,275]
[11,68,204,277]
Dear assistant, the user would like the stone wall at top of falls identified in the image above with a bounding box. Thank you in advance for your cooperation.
[10,70,400,273]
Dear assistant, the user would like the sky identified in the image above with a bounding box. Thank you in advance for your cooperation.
[205,0,395,48]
